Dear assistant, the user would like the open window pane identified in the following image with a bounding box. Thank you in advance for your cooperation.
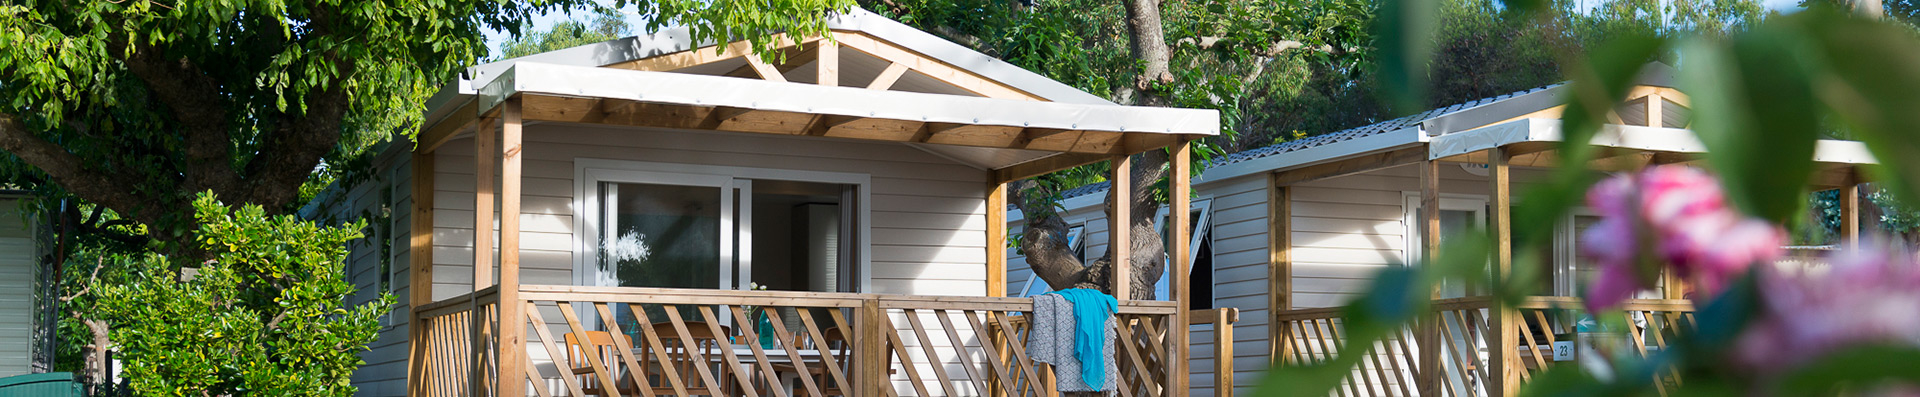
[598,181,723,290]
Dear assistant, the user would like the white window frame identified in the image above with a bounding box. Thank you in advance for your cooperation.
[1152,199,1213,303]
[1554,208,1599,297]
[387,166,404,297]
[1401,193,1489,267]
[381,168,403,328]
[571,159,873,292]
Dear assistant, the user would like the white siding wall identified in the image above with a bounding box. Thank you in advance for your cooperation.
[0,198,34,378]
[425,123,992,296]
[1287,163,1548,309]
[1000,162,1555,396]
[1196,174,1273,397]
[307,147,414,397]
[383,123,997,396]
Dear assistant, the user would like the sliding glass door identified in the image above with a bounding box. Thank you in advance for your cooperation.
[584,170,737,290]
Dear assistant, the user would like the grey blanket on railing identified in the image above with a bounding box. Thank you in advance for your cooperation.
[1028,293,1117,393]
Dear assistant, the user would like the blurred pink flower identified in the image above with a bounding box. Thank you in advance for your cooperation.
[1734,248,1920,378]
[1585,260,1644,314]
[1579,166,1786,312]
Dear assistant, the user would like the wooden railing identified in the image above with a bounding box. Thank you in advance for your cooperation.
[1191,308,1240,397]
[983,307,1240,397]
[414,286,501,397]
[1273,296,1694,397]
[418,285,1225,397]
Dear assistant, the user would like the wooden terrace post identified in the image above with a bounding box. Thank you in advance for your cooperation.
[407,151,436,397]
[497,97,527,397]
[1170,139,1194,395]
[1417,160,1442,397]
[1110,154,1133,301]
[988,181,1008,297]
[985,179,1009,396]
[1841,181,1861,250]
[1215,308,1237,397]
[857,298,887,396]
[1488,146,1518,397]
[1269,176,1292,365]
[474,111,498,292]
[470,108,497,397]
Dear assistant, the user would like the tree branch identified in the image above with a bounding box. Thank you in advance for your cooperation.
[236,5,351,212]
[59,257,105,303]
[240,84,348,212]
[0,114,160,227]
[1177,36,1334,56]
[116,42,243,196]
[1011,179,1098,290]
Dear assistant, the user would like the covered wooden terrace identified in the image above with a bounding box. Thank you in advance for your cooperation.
[402,53,1222,397]
[1263,91,1878,397]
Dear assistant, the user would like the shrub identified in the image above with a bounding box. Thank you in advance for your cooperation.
[96,192,393,396]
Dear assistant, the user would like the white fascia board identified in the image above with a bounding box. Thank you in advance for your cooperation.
[1812,140,1878,165]
[1432,119,1879,165]
[1193,126,1427,187]
[479,62,1220,135]
[1427,118,1550,160]
[1430,119,1706,160]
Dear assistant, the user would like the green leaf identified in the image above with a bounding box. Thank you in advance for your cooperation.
[1681,18,1821,224]
[1374,0,1436,114]
[1518,364,1605,397]
[1779,346,1920,394]
[1803,9,1920,211]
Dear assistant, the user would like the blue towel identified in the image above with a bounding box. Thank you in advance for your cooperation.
[1048,288,1117,388]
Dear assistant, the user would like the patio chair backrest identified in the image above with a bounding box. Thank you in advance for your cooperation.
[639,321,733,395]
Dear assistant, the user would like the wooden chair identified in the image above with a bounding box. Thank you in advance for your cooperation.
[772,326,852,396]
[563,331,634,397]
[636,322,735,396]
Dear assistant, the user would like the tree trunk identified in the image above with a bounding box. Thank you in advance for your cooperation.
[1013,0,1180,299]
[79,316,110,395]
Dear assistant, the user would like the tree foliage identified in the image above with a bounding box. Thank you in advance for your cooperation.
[85,192,391,396]
[0,0,851,254]
[873,0,1763,298]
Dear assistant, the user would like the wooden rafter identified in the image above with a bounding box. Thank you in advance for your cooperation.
[834,32,1044,101]
[868,62,909,90]
[416,99,479,153]
[515,94,1181,156]
[1627,86,1690,107]
[744,51,788,82]
[721,42,822,79]
[817,40,839,87]
[992,153,1109,183]
[598,31,1040,102]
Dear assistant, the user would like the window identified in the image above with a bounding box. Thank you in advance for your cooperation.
[383,168,402,298]
[1556,211,1667,298]
[574,160,870,330]
[359,170,403,327]
[1152,200,1212,309]
[1404,194,1487,299]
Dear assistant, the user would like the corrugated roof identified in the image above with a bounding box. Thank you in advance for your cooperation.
[1049,83,1562,200]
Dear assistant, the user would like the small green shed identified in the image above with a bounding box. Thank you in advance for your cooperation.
[0,372,82,396]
